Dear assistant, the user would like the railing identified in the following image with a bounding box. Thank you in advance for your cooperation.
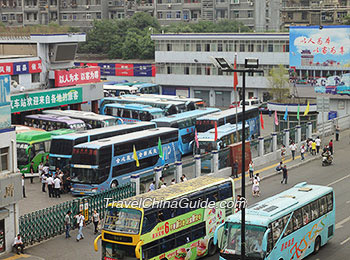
[19,182,135,246]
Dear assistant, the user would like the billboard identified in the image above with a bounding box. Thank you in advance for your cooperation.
[0,60,42,75]
[54,67,101,87]
[0,75,11,129]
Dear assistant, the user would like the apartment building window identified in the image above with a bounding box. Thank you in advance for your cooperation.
[225,42,233,52]
[86,13,92,19]
[217,43,223,52]
[86,0,91,4]
[96,0,101,4]
[196,43,201,51]
[302,11,307,20]
[268,44,273,52]
[205,43,210,52]
[184,66,190,75]
[33,13,37,20]
[232,0,239,3]
[18,0,22,6]
[183,11,189,20]
[72,13,77,20]
[205,67,211,75]
[218,68,223,75]
[32,73,40,83]
[248,43,254,52]
[287,12,293,20]
[266,9,269,18]
[167,43,172,51]
[167,12,172,19]
[167,0,171,3]
[158,12,163,19]
[167,66,172,74]
[26,13,30,20]
[247,10,253,18]
[50,0,57,5]
[239,44,245,52]
[184,43,190,51]
[176,11,181,19]
[0,148,9,172]
[196,67,202,75]
[158,0,162,3]
[96,12,101,19]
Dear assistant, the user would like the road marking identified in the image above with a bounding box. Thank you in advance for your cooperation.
[335,216,350,230]
[340,237,350,245]
[2,254,31,260]
[347,200,350,204]
[327,174,350,186]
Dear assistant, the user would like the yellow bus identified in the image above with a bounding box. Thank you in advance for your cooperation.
[94,175,235,260]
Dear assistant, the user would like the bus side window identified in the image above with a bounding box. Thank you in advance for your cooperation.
[267,223,273,254]
[142,210,158,234]
[292,209,302,231]
[44,141,51,153]
[132,110,139,120]
[326,193,333,212]
[34,142,45,154]
[206,186,219,203]
[319,196,327,216]
[271,218,284,246]
[310,200,319,221]
[302,204,311,225]
[142,240,159,260]
[176,197,190,215]
[162,234,175,252]
[219,181,233,200]
[283,214,292,237]
[189,191,205,210]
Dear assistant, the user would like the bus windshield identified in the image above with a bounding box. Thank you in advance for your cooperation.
[196,121,215,133]
[221,223,266,258]
[17,143,29,166]
[71,168,109,184]
[104,207,142,235]
[199,141,216,153]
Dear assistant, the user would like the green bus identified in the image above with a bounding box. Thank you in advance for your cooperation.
[17,129,74,175]
[94,175,235,260]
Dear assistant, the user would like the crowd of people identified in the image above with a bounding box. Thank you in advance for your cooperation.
[148,174,188,191]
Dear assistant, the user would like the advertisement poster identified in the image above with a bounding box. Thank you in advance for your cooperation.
[54,67,101,87]
[0,75,11,129]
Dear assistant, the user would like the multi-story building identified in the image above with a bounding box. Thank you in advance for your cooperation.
[0,33,104,124]
[151,33,289,107]
[0,0,281,31]
[281,0,350,29]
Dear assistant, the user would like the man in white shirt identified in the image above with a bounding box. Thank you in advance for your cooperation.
[290,142,297,160]
[76,212,85,241]
[13,234,24,254]
[46,175,54,198]
[315,136,321,154]
[54,176,61,198]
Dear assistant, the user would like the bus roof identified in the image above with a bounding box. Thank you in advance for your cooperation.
[132,83,158,88]
[119,175,230,208]
[196,107,258,121]
[117,95,185,106]
[74,127,177,148]
[42,110,116,121]
[151,108,220,124]
[52,122,156,141]
[135,94,203,103]
[226,182,333,227]
[49,129,75,136]
[103,85,138,91]
[14,125,46,133]
[16,131,52,143]
[25,114,85,124]
[104,103,163,113]
[197,123,248,141]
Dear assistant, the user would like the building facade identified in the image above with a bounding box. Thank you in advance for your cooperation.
[0,74,22,254]
[0,0,281,31]
[151,33,289,107]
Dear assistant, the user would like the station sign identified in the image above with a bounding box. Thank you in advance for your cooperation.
[54,66,101,87]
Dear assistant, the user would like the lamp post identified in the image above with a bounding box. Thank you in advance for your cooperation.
[211,56,263,260]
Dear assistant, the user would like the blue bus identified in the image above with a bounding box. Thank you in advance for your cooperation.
[48,122,156,174]
[70,127,181,195]
[196,106,260,140]
[197,123,248,172]
[215,182,335,260]
[151,108,220,155]
[133,82,160,94]
[101,103,164,123]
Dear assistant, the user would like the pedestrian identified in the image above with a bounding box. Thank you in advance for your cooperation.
[13,234,24,255]
[148,181,155,192]
[308,139,313,155]
[38,161,44,177]
[232,160,239,178]
[255,172,260,182]
[171,179,176,185]
[65,210,72,238]
[315,136,321,154]
[92,210,100,235]
[335,126,340,141]
[29,161,35,184]
[276,161,283,174]
[47,174,54,198]
[290,142,297,160]
[235,195,242,213]
[281,165,288,184]
[311,140,316,155]
[41,171,47,192]
[252,176,260,197]
[22,175,26,198]
[158,177,164,189]
[281,145,286,161]
[329,139,333,155]
[248,160,254,181]
[181,174,188,182]
[76,212,85,241]
[161,182,167,188]
[300,144,305,160]
[54,176,61,198]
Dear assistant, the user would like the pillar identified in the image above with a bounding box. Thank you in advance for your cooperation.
[271,132,277,152]
[175,161,182,183]
[284,129,290,146]
[194,154,201,178]
[76,103,82,111]
[258,136,264,157]
[130,173,140,195]
[212,150,219,173]
[154,166,162,189]
[296,125,301,144]
[307,122,312,139]
[91,100,99,114]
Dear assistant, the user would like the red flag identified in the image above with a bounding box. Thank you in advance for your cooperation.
[233,54,238,91]
[214,121,218,141]
[195,129,199,148]
[260,112,264,130]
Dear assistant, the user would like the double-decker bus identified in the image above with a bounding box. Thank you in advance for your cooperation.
[49,122,156,174]
[17,129,74,175]
[215,182,335,260]
[42,109,117,129]
[103,84,138,97]
[70,127,181,195]
[196,106,260,140]
[94,175,235,260]
[101,103,164,123]
[24,114,86,131]
[152,108,220,155]
[197,123,249,172]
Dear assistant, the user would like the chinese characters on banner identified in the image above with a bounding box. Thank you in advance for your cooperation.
[298,36,344,55]
[10,87,83,113]
[0,60,42,75]
[54,67,101,87]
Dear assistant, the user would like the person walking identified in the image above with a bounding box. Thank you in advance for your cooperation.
[290,142,297,160]
[281,145,286,161]
[232,160,239,178]
[252,176,260,197]
[40,171,47,192]
[92,210,100,235]
[46,174,54,198]
[54,176,61,198]
[248,160,254,181]
[335,126,340,141]
[329,140,333,155]
[76,212,85,241]
[148,181,155,192]
[29,161,35,184]
[22,175,26,198]
[171,179,176,185]
[315,136,321,154]
[181,174,188,181]
[65,211,72,238]
[38,161,44,178]
[158,177,165,189]
[281,165,288,184]
[300,144,305,161]
[308,139,313,155]
[311,140,316,155]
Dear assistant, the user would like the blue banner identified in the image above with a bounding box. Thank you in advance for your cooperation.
[133,63,152,77]
[13,62,29,74]
[98,63,116,76]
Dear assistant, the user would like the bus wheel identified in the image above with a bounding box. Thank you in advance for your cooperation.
[314,236,321,254]
[208,238,217,256]
[110,180,118,189]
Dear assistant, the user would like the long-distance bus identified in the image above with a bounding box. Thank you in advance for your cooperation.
[49,122,156,174]
[42,109,117,129]
[101,103,164,123]
[24,114,86,131]
[70,127,181,195]
[17,129,74,175]
[197,123,249,172]
[14,125,46,134]
[196,106,260,140]
[152,108,220,155]
[94,175,235,260]
[133,82,160,94]
[103,84,138,97]
[215,182,335,260]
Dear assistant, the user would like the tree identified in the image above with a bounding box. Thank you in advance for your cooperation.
[122,31,143,59]
[268,65,290,102]
[138,29,155,59]
[343,15,350,25]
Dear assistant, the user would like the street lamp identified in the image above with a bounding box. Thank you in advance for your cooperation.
[211,56,262,260]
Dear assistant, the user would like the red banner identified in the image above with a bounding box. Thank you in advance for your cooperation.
[152,64,156,77]
[54,67,101,87]
[0,63,13,75]
[29,60,42,73]
[115,63,133,76]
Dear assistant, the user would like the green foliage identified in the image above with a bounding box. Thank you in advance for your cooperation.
[268,65,290,103]
[343,15,350,25]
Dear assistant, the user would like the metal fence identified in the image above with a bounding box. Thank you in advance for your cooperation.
[264,137,273,155]
[19,182,136,246]
[250,140,259,158]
